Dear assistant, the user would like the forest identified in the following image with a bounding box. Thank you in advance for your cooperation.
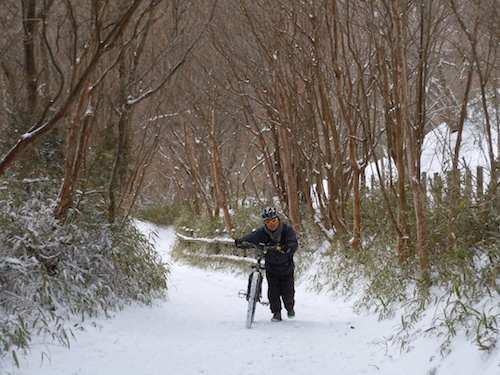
[0,0,499,362]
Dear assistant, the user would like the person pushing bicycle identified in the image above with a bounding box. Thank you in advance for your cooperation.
[235,206,298,322]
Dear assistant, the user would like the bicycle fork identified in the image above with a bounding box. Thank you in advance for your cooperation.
[238,271,269,305]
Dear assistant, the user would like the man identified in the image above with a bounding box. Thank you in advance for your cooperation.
[235,206,298,322]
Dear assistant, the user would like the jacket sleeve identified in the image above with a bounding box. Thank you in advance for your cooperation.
[239,227,266,246]
[281,225,298,254]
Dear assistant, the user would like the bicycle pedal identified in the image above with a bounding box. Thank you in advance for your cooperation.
[261,301,270,306]
[238,290,247,298]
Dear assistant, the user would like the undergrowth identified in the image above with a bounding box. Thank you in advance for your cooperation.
[0,179,168,364]
[312,184,500,356]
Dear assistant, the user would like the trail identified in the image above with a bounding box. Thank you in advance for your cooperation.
[7,222,494,375]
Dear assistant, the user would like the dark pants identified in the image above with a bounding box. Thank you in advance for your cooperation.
[266,270,294,314]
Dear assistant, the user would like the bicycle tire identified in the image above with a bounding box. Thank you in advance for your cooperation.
[245,271,261,328]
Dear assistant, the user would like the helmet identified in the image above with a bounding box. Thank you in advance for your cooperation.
[262,206,279,220]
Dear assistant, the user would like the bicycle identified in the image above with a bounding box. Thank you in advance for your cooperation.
[236,241,270,328]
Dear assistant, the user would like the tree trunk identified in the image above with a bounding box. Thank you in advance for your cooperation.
[22,0,38,112]
[375,44,413,262]
[449,0,498,196]
[391,0,429,273]
[209,104,233,233]
[278,122,302,230]
[108,102,131,224]
[54,79,92,220]
[273,50,302,230]
[331,0,361,252]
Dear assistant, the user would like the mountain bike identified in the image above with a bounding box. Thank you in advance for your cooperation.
[236,242,269,328]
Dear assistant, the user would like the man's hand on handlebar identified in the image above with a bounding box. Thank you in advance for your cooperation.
[235,240,290,254]
[235,239,255,249]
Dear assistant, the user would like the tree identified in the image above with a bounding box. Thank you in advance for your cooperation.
[0,0,147,178]
[390,0,429,272]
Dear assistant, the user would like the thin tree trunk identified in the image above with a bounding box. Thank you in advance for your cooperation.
[108,102,131,224]
[22,0,38,112]
[54,79,92,220]
[331,0,361,252]
[447,64,475,252]
[376,44,413,262]
[209,104,233,233]
[391,0,429,273]
[185,127,203,215]
[273,49,302,230]
[278,121,302,230]
[450,0,497,194]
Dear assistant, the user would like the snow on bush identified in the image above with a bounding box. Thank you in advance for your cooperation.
[0,184,168,358]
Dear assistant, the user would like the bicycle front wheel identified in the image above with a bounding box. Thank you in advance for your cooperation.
[245,271,261,328]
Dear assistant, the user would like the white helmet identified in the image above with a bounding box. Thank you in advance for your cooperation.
[262,206,278,220]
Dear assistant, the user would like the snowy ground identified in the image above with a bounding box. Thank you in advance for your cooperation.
[3,221,500,375]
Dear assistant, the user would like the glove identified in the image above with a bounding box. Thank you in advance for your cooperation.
[275,246,291,253]
[235,239,251,248]
[265,245,281,253]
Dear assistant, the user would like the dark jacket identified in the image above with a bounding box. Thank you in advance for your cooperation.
[240,222,298,276]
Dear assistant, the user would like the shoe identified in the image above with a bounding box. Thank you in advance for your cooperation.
[271,312,282,322]
[287,310,295,319]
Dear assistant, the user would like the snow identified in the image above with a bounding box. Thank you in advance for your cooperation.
[3,221,500,375]
[20,133,33,140]
[420,121,498,183]
[366,119,498,188]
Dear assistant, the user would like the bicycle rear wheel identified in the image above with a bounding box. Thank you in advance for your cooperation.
[245,271,261,328]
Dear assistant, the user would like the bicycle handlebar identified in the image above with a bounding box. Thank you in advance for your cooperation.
[235,241,285,253]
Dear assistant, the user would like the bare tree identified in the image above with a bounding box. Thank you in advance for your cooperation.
[0,0,147,178]
[390,0,429,272]
[450,0,499,194]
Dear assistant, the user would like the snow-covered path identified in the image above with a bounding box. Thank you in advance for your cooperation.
[5,222,499,375]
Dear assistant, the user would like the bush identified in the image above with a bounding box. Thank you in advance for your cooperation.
[0,180,168,361]
[135,203,181,226]
[312,213,500,354]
